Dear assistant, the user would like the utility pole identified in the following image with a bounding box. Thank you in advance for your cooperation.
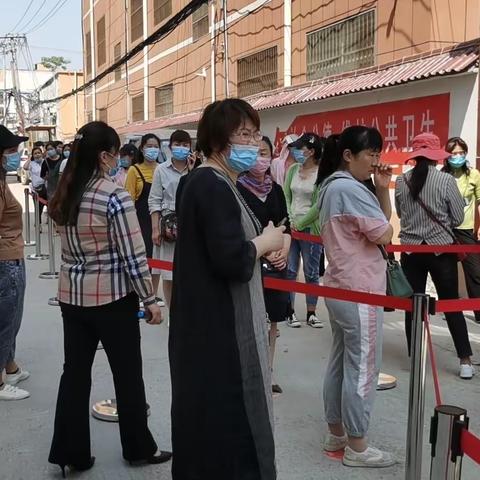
[222,0,230,98]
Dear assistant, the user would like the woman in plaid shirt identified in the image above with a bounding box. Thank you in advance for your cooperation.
[47,121,171,476]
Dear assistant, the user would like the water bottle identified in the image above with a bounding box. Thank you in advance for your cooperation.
[138,310,151,321]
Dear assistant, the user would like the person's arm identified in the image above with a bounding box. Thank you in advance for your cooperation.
[40,161,48,179]
[124,166,138,201]
[394,176,403,219]
[108,190,156,306]
[472,170,480,238]
[23,159,31,171]
[149,167,164,246]
[283,164,295,224]
[373,163,392,220]
[446,176,465,228]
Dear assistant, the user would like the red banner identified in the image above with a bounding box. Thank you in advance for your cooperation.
[274,94,450,154]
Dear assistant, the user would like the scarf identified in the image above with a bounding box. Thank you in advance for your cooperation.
[237,172,273,200]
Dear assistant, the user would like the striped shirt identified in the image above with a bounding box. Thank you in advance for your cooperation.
[57,176,155,307]
[395,166,464,245]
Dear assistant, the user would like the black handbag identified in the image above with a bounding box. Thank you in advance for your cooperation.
[379,246,413,298]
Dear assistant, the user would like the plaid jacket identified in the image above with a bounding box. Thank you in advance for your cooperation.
[57,176,155,307]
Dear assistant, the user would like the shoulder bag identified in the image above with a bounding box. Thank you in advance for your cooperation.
[378,245,414,298]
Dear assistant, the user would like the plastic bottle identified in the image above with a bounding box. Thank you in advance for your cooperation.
[137,310,151,321]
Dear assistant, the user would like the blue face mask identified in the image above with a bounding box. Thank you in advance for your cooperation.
[448,154,467,169]
[292,148,306,164]
[63,150,70,159]
[47,149,57,159]
[3,152,21,172]
[143,147,160,162]
[119,157,130,168]
[227,144,260,173]
[171,146,190,161]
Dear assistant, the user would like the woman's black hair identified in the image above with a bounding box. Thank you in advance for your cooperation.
[136,133,161,164]
[294,133,325,164]
[0,145,5,197]
[30,146,43,161]
[442,136,470,176]
[45,142,56,151]
[169,130,191,148]
[316,126,383,185]
[261,135,274,157]
[197,98,260,158]
[408,157,437,200]
[119,143,138,157]
[49,121,121,226]
[62,143,71,153]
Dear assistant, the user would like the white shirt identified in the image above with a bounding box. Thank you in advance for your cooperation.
[290,167,317,218]
[30,160,45,189]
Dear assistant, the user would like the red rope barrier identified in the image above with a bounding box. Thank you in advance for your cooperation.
[461,429,480,465]
[424,314,443,406]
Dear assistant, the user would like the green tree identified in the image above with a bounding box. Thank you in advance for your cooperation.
[40,56,71,72]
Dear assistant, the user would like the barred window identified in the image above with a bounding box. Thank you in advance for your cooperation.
[307,10,375,80]
[98,108,108,123]
[132,94,144,122]
[154,0,172,25]
[96,16,106,67]
[85,31,92,76]
[192,4,209,41]
[113,42,122,82]
[237,46,278,98]
[155,84,173,118]
[131,0,143,42]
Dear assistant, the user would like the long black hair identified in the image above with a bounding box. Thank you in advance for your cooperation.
[442,136,470,176]
[0,145,5,199]
[316,126,383,185]
[49,121,120,226]
[294,133,325,165]
[136,133,161,164]
[408,157,437,200]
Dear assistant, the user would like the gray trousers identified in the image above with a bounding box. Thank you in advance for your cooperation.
[0,260,26,372]
[323,298,383,438]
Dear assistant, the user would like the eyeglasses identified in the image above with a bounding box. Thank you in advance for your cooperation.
[231,129,263,144]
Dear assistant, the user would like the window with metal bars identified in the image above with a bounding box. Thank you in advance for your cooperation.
[307,10,375,81]
[237,46,278,98]
[131,0,143,43]
[132,94,144,122]
[155,84,173,118]
[192,4,209,41]
[154,0,172,25]
[113,42,122,81]
[86,111,93,123]
[97,108,108,123]
[96,16,106,67]
[85,31,92,76]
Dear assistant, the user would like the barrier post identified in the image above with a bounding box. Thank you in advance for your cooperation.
[405,294,429,480]
[39,214,58,279]
[26,193,49,261]
[429,405,468,479]
[23,188,35,247]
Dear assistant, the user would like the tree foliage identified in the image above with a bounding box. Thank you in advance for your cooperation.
[40,56,71,72]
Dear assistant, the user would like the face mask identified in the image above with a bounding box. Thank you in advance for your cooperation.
[47,149,57,159]
[104,153,120,178]
[63,150,70,159]
[250,155,271,176]
[227,144,259,173]
[292,148,306,164]
[171,146,190,161]
[34,156,43,163]
[119,157,130,169]
[143,147,160,162]
[448,154,467,169]
[3,152,21,172]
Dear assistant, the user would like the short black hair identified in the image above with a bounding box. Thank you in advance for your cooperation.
[119,143,138,157]
[292,132,325,163]
[197,99,260,158]
[261,135,274,157]
[169,130,191,148]
[137,133,161,164]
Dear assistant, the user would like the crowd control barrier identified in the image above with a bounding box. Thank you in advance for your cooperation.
[26,191,49,261]
[39,206,59,280]
[23,188,35,247]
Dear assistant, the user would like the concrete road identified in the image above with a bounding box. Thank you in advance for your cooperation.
[1,179,480,480]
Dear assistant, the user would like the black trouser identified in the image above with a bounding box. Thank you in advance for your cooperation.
[454,229,480,322]
[34,185,47,225]
[401,252,472,359]
[48,293,157,466]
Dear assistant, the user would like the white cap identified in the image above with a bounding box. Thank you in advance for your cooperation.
[283,133,299,146]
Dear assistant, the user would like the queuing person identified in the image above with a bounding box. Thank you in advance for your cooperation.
[283,133,324,328]
[125,134,161,258]
[114,143,137,187]
[317,126,395,468]
[59,143,71,175]
[41,141,63,201]
[270,133,299,186]
[149,130,191,308]
[55,141,64,156]
[47,121,171,476]
[237,135,291,394]
[170,99,284,479]
[0,125,30,401]
[23,147,47,230]
[442,137,480,324]
[395,133,474,379]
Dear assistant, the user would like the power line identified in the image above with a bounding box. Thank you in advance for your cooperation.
[26,0,70,35]
[38,0,209,105]
[17,0,48,32]
[10,0,35,33]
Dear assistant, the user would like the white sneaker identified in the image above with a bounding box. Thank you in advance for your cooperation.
[0,384,30,400]
[307,314,324,328]
[286,313,301,328]
[460,364,475,380]
[5,368,30,385]
[343,446,396,468]
[324,432,348,452]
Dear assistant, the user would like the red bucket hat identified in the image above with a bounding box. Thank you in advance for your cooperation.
[405,133,450,163]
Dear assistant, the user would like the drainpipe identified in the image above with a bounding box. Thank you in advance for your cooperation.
[210,0,216,102]
[284,0,292,87]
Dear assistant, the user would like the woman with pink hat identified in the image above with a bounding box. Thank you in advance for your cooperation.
[395,133,474,379]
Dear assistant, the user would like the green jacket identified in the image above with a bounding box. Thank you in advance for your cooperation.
[283,163,321,236]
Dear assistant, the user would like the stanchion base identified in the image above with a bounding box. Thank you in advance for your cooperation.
[24,241,36,247]
[39,272,59,279]
[91,398,151,422]
[48,297,59,306]
[27,254,49,260]
[377,372,397,391]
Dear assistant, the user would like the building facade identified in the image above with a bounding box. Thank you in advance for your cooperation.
[82,0,480,161]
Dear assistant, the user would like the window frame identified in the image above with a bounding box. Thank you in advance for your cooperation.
[192,3,209,42]
[131,93,144,122]
[154,0,172,25]
[113,42,122,82]
[130,0,143,43]
[154,84,174,118]
[96,16,106,68]
[85,31,92,76]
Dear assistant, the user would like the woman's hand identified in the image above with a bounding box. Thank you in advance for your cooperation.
[373,163,393,190]
[146,303,163,325]
[152,227,161,246]
[263,221,286,252]
[186,152,197,172]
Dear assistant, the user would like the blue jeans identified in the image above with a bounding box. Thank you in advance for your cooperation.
[0,260,26,371]
[286,236,322,309]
